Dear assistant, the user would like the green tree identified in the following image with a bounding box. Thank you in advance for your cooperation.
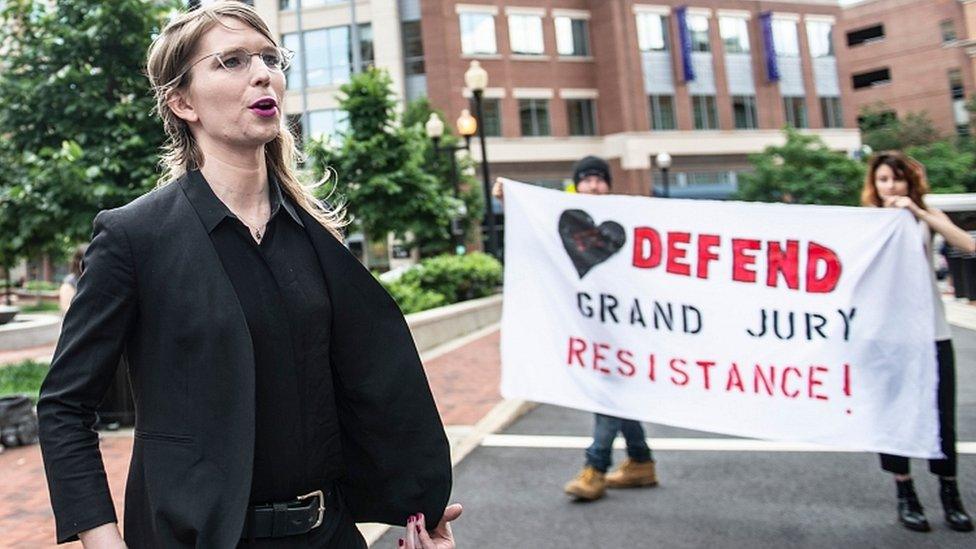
[906,141,974,193]
[305,68,463,252]
[858,103,940,151]
[735,128,865,205]
[401,97,484,255]
[0,0,174,270]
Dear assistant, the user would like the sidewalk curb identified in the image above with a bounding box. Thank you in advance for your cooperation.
[361,398,537,546]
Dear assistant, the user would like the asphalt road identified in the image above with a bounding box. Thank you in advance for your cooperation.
[378,326,976,548]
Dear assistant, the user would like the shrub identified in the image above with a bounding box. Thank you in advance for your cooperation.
[379,252,502,314]
[0,360,49,399]
[398,253,502,304]
[381,280,447,315]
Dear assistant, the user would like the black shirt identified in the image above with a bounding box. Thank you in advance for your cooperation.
[183,169,344,505]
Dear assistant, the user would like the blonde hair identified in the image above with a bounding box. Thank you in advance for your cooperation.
[145,1,345,238]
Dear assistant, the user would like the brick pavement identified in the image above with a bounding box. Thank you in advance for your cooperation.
[0,344,56,367]
[0,329,501,547]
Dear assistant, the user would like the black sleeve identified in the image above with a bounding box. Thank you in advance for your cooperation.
[37,210,137,544]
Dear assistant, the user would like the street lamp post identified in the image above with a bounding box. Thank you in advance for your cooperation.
[464,60,498,257]
[426,111,477,254]
[655,151,672,198]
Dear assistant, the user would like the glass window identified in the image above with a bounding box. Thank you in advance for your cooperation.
[852,68,891,89]
[555,17,591,56]
[283,33,303,90]
[402,20,424,76]
[772,19,799,57]
[846,24,884,47]
[688,14,710,53]
[509,14,545,55]
[783,97,807,128]
[648,95,676,130]
[566,99,597,136]
[481,98,502,137]
[949,69,969,135]
[280,0,345,9]
[308,109,349,142]
[941,19,957,43]
[806,21,834,58]
[720,17,750,53]
[733,95,758,129]
[460,12,497,55]
[356,23,374,68]
[692,95,718,130]
[519,99,550,136]
[283,25,370,90]
[636,13,670,52]
[820,97,843,128]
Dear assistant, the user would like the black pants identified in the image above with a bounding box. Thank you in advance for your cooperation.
[879,339,957,477]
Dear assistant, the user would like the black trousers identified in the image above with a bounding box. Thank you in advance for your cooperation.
[879,339,957,477]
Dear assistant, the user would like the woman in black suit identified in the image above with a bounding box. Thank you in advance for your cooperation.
[37,3,459,547]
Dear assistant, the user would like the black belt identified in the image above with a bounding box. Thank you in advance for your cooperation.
[241,488,336,539]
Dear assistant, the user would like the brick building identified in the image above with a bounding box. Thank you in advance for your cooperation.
[416,0,862,197]
[838,0,974,137]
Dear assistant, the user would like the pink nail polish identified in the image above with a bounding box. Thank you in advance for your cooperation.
[398,539,404,547]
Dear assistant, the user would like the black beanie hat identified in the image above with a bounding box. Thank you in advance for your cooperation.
[572,155,612,187]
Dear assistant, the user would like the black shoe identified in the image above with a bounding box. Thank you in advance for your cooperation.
[940,479,975,532]
[896,480,931,532]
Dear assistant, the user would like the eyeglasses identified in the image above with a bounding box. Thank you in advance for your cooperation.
[184,46,294,77]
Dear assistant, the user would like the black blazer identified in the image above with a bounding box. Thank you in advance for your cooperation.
[37,173,452,547]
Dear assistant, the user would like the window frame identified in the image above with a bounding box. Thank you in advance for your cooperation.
[518,98,551,136]
[566,98,597,136]
[460,12,498,55]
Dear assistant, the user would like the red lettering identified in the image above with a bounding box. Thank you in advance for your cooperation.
[843,363,851,397]
[669,358,689,386]
[632,227,662,269]
[808,365,829,401]
[617,350,636,377]
[593,343,611,374]
[725,362,745,392]
[781,366,801,398]
[695,360,716,390]
[648,354,657,382]
[732,239,762,283]
[754,365,776,396]
[806,241,842,293]
[696,234,721,279]
[666,232,692,276]
[767,240,800,290]
[567,337,587,367]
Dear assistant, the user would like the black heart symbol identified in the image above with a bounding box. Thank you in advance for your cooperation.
[558,209,626,278]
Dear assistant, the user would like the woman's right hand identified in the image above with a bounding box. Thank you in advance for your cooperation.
[491,178,504,202]
[79,523,127,548]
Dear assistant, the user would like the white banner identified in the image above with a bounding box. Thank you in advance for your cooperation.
[499,179,942,458]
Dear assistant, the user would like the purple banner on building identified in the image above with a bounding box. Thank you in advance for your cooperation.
[759,11,780,82]
[675,6,695,82]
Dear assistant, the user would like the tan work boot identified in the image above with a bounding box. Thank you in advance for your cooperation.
[564,466,607,501]
[605,459,658,488]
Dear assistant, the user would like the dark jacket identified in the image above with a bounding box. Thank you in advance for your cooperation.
[37,172,452,547]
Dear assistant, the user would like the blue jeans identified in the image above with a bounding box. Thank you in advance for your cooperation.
[585,413,653,473]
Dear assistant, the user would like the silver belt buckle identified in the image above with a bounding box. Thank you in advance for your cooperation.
[297,489,326,529]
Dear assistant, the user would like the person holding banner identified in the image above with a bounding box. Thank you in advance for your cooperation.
[863,151,974,533]
[493,156,658,502]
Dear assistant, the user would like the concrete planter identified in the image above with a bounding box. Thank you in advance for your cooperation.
[0,306,18,326]
[405,294,502,353]
[0,313,62,352]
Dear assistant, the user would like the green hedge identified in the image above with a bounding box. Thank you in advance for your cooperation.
[381,252,502,315]
[23,280,60,292]
[0,360,49,399]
